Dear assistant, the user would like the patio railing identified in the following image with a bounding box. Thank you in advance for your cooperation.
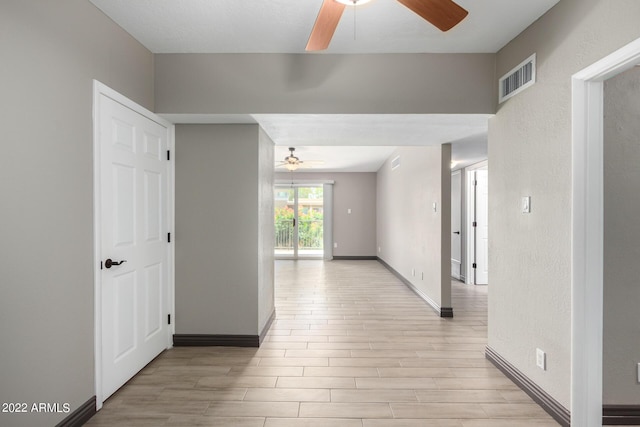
[275,219,323,250]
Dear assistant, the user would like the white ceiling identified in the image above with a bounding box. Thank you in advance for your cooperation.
[161,114,490,172]
[92,0,558,171]
[89,0,559,54]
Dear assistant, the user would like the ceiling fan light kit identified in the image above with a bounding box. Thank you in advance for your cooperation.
[276,147,325,171]
[306,0,469,51]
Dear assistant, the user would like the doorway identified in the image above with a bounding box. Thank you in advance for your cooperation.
[466,162,489,285]
[274,185,324,259]
[93,81,175,409]
[571,36,640,426]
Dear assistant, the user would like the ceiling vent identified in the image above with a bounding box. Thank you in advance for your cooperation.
[499,53,536,103]
[391,155,401,170]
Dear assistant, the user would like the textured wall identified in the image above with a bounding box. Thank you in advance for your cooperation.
[154,53,496,114]
[603,66,640,405]
[0,1,154,426]
[175,125,260,335]
[488,0,640,408]
[376,146,451,310]
[276,172,377,257]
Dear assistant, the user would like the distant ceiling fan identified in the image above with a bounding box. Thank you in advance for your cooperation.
[306,0,469,51]
[276,147,325,171]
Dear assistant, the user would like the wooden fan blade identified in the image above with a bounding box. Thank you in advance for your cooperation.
[306,0,346,51]
[397,0,468,32]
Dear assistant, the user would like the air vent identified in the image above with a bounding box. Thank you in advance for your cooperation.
[391,155,401,170]
[499,53,536,103]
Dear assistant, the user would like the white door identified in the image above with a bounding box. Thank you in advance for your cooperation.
[475,170,489,285]
[451,171,462,279]
[99,93,170,400]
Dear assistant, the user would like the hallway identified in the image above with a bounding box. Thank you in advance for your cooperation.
[87,260,558,426]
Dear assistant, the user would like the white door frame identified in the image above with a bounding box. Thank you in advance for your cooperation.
[571,37,640,426]
[92,81,175,409]
[465,160,488,285]
[451,169,462,280]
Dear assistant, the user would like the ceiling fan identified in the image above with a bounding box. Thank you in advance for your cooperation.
[306,0,469,51]
[276,147,325,171]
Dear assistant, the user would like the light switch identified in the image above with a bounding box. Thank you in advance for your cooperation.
[433,202,437,212]
[347,208,352,214]
[522,196,531,213]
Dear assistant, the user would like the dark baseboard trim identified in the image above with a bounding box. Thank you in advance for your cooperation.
[603,405,640,425]
[55,396,96,427]
[485,346,570,427]
[440,307,454,318]
[259,309,276,345]
[332,256,378,260]
[376,257,453,318]
[174,334,259,347]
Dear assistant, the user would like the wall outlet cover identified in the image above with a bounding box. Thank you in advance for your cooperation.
[522,196,531,213]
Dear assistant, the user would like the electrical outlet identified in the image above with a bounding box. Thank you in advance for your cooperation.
[378,246,381,253]
[536,348,546,370]
[412,268,415,277]
[637,363,640,383]
[347,208,352,214]
[421,272,424,280]
[522,196,531,213]
[334,242,338,248]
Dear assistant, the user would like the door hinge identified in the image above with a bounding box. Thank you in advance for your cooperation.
[472,221,477,227]
[473,263,477,269]
[168,314,171,325]
[100,261,103,270]
[168,232,171,243]
[167,150,171,161]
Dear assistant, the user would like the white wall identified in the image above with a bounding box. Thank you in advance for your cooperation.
[176,124,275,336]
[376,145,451,312]
[276,172,377,257]
[154,53,496,114]
[0,1,154,426]
[603,65,640,405]
[488,0,640,408]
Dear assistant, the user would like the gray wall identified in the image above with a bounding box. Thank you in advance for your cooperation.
[0,1,154,426]
[176,124,275,336]
[276,172,377,257]
[154,53,496,114]
[603,66,640,405]
[376,146,451,310]
[488,0,640,408]
[258,129,276,332]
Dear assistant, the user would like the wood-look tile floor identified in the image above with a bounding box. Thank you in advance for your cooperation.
[87,260,559,426]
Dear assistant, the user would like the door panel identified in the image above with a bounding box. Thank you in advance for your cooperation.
[451,171,462,279]
[100,94,168,400]
[475,170,489,285]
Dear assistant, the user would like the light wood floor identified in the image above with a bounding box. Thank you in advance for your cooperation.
[87,260,559,426]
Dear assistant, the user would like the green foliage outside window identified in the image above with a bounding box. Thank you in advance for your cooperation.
[274,206,323,249]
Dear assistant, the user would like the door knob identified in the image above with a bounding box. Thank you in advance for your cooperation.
[105,258,127,269]
[453,231,461,235]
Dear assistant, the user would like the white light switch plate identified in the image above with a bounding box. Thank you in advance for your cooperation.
[536,348,546,370]
[522,196,531,213]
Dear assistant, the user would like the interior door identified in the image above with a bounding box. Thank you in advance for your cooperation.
[451,171,462,279]
[475,170,489,285]
[99,94,169,400]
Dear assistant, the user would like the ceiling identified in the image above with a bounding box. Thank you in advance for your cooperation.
[89,0,559,54]
[91,0,559,172]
